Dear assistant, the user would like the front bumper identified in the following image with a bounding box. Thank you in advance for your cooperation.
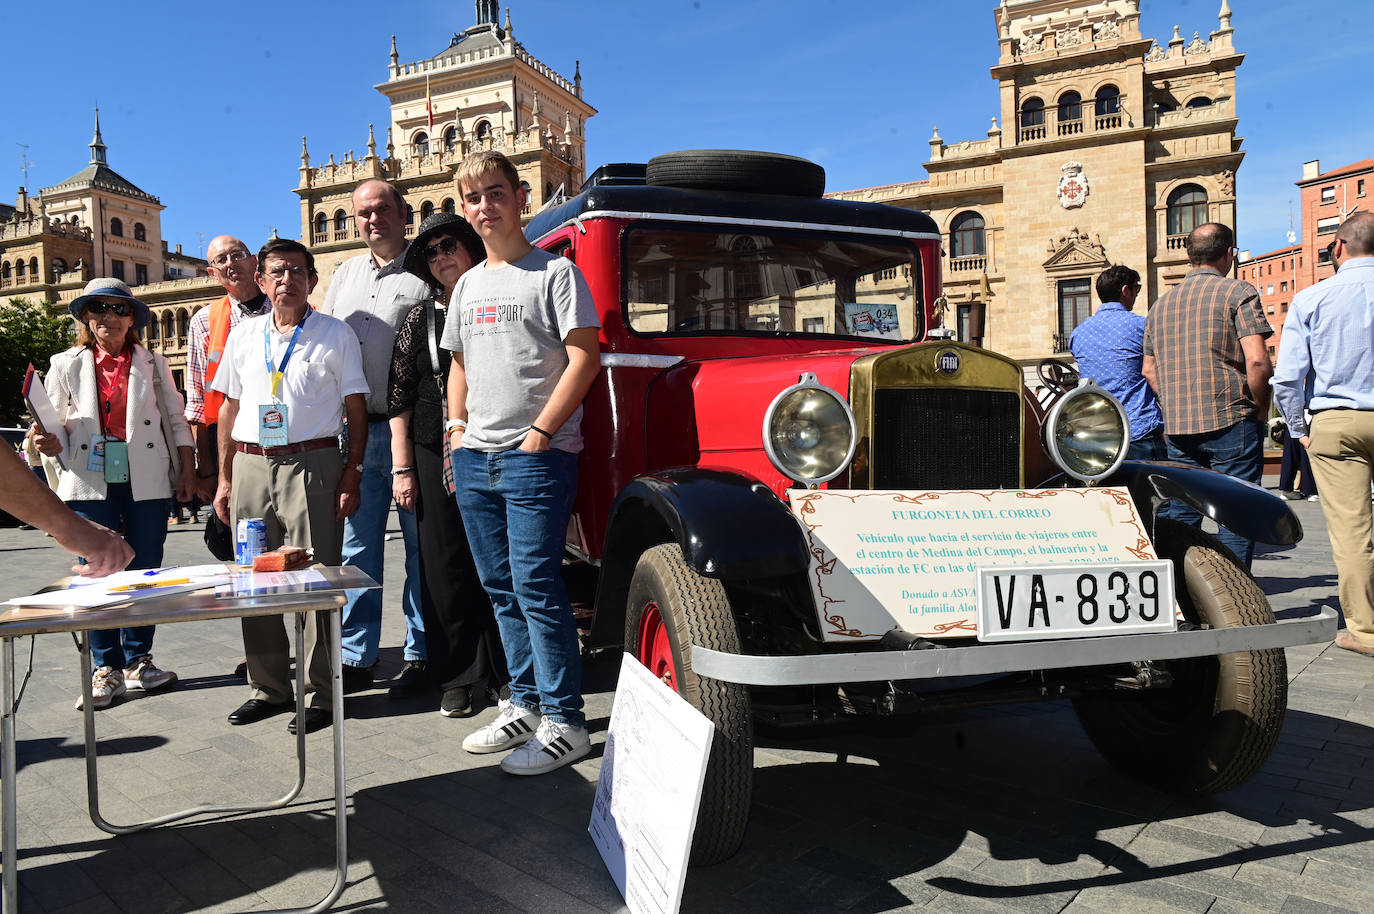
[691,607,1338,686]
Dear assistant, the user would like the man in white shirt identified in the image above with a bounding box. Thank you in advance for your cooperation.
[212,238,369,734]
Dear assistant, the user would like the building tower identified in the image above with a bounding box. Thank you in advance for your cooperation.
[297,4,596,294]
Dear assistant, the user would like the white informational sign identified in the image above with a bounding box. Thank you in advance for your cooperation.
[788,487,1158,641]
[843,302,903,340]
[590,654,715,914]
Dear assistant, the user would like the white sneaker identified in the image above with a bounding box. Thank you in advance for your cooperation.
[500,717,590,776]
[461,699,541,754]
[124,656,177,691]
[75,666,127,710]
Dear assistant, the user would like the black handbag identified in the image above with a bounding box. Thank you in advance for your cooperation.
[204,511,235,561]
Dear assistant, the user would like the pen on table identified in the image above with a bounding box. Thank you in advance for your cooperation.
[109,578,192,592]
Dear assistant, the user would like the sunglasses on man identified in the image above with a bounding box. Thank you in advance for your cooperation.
[423,236,464,262]
[86,300,134,317]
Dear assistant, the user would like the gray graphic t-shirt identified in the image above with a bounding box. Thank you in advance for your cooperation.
[440,247,599,452]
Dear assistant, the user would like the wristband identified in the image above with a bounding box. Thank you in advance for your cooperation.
[392,466,415,476]
[444,418,468,432]
[530,424,553,439]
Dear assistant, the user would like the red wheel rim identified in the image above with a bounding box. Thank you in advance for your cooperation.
[637,601,677,691]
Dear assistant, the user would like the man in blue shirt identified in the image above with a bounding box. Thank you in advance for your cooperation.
[1070,265,1165,459]
[1273,212,1374,657]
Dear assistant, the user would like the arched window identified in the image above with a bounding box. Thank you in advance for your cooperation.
[334,209,348,236]
[1019,97,1045,128]
[133,222,147,241]
[162,312,174,340]
[405,204,415,226]
[420,200,435,221]
[52,258,67,277]
[441,197,456,215]
[30,257,40,279]
[1057,91,1082,123]
[110,217,123,237]
[1,262,10,282]
[1186,96,1213,109]
[1167,184,1208,236]
[14,260,25,280]
[950,211,986,259]
[443,127,457,153]
[177,309,189,337]
[314,212,328,238]
[475,120,491,143]
[413,132,430,157]
[1094,85,1120,116]
[148,313,159,340]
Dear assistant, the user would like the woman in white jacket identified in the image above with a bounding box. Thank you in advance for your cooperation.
[31,278,196,710]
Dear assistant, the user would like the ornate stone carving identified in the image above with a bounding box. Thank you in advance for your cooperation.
[1093,19,1120,41]
[1020,31,1044,54]
[1058,161,1090,209]
[1058,27,1083,48]
[1043,226,1109,271]
[1218,169,1235,197]
[1144,40,1168,62]
[1185,32,1210,55]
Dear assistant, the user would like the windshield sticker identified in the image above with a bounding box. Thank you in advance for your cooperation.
[844,303,903,340]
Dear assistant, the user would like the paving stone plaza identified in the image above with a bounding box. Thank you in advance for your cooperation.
[2,490,1371,913]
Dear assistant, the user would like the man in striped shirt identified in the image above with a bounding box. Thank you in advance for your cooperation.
[1142,222,1273,569]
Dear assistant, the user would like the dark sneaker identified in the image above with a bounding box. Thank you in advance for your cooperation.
[341,663,374,694]
[440,686,473,718]
[387,660,431,698]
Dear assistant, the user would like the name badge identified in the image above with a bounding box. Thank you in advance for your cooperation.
[87,434,106,473]
[208,349,222,364]
[259,403,290,448]
[103,439,129,484]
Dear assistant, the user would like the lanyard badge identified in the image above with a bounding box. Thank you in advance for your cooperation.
[261,313,307,446]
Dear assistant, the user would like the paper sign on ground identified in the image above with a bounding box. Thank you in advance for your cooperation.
[590,653,715,914]
[789,487,1157,641]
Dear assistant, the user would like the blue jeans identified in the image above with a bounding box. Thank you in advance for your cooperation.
[69,484,168,670]
[453,447,583,727]
[340,420,422,666]
[1165,419,1264,569]
[1128,429,1167,461]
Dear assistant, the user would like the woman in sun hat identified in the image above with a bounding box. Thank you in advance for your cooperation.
[29,277,195,710]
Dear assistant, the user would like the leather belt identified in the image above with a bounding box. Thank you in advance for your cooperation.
[236,437,338,458]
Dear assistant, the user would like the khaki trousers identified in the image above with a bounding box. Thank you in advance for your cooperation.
[230,447,343,708]
[1307,410,1374,648]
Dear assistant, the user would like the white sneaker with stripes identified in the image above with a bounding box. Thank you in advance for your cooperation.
[500,717,590,776]
[462,699,540,754]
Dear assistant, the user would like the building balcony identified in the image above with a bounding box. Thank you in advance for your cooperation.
[1165,233,1188,251]
[1017,104,1131,146]
[1052,332,1071,354]
[949,255,987,273]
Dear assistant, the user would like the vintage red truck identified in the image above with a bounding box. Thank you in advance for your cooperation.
[524,149,1336,864]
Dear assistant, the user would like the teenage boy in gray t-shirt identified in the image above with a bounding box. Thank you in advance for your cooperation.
[441,150,601,775]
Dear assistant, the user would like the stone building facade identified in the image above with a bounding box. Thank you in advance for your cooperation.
[828,0,1244,361]
[0,112,210,388]
[298,2,596,299]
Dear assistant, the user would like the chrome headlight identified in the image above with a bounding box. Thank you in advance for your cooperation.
[1042,380,1128,483]
[762,373,857,485]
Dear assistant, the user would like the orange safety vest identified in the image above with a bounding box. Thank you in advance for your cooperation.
[202,295,234,426]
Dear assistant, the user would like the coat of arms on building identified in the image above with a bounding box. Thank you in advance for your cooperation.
[1058,161,1089,209]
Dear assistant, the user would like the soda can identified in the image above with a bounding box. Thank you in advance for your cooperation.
[236,518,267,566]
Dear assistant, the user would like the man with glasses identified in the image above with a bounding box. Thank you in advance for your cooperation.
[1274,212,1374,656]
[1143,222,1272,569]
[186,237,270,507]
[1070,264,1164,459]
[320,179,430,697]
[211,238,369,733]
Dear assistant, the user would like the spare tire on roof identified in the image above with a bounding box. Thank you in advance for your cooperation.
[646,149,826,198]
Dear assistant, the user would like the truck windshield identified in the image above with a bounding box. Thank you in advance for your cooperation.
[623,224,924,340]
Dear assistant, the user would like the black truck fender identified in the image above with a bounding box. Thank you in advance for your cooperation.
[588,467,809,649]
[1106,460,1303,547]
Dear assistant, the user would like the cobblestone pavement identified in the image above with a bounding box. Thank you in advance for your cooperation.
[1,492,1370,913]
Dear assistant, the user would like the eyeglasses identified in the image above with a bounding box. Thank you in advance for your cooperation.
[263,265,310,283]
[86,300,134,317]
[423,236,463,262]
[1325,239,1340,262]
[210,249,251,268]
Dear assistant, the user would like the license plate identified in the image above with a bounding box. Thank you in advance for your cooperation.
[975,561,1176,642]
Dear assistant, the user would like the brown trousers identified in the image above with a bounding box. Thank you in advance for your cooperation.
[230,447,343,708]
[1307,410,1374,648]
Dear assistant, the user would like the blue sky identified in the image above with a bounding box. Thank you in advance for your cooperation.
[5,1,1370,262]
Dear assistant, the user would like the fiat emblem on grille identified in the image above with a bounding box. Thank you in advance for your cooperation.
[936,349,961,374]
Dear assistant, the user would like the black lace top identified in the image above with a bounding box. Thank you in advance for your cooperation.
[387,297,451,445]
